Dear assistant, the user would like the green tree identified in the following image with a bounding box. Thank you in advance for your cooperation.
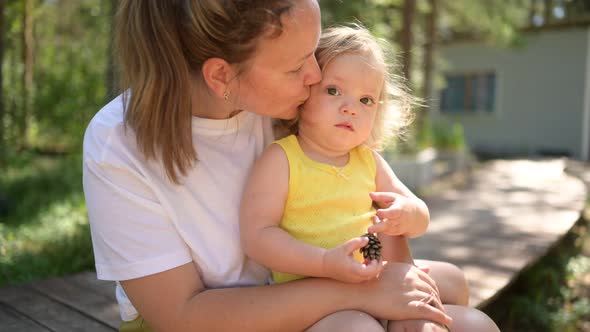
[1,0,111,154]
[0,0,5,163]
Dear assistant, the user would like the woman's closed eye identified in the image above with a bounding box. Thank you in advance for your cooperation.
[289,62,305,74]
[289,65,303,74]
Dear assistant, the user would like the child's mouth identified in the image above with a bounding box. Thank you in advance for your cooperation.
[335,122,354,131]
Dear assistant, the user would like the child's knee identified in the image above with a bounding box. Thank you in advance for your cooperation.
[445,305,500,332]
[387,319,448,332]
[339,311,385,332]
[307,310,385,332]
[429,260,470,306]
[444,262,470,306]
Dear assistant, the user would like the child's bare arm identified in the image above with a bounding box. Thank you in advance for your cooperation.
[378,234,414,264]
[369,150,431,264]
[240,144,325,277]
[240,144,381,282]
[369,151,429,238]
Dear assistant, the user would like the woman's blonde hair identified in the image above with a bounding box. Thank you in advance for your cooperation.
[315,25,415,150]
[114,0,295,183]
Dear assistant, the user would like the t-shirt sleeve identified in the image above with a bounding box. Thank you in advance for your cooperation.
[83,154,192,281]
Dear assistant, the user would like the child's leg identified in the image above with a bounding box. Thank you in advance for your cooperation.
[387,305,499,332]
[387,319,448,332]
[415,259,469,306]
[305,310,385,332]
[443,305,499,332]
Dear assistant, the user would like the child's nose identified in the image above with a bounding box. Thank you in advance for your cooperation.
[340,100,358,116]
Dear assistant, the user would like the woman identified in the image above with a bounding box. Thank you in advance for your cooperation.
[83,1,497,331]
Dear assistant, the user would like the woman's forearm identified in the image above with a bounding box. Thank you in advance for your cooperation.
[179,278,356,332]
[124,262,452,331]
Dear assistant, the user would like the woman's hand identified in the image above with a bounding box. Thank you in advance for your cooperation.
[368,192,428,237]
[321,237,383,283]
[358,262,452,326]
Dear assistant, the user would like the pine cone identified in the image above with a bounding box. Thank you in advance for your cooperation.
[359,233,381,262]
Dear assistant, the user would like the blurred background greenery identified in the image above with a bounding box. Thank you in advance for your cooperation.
[0,1,589,331]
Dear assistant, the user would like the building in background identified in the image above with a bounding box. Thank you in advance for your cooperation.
[434,21,590,160]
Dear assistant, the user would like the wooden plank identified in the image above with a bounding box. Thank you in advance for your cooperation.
[0,302,50,332]
[67,272,116,302]
[31,275,120,329]
[0,285,115,332]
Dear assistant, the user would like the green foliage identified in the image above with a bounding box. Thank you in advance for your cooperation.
[381,117,466,158]
[428,118,466,151]
[441,0,531,46]
[483,218,590,331]
[31,0,110,151]
[320,0,404,41]
[2,0,111,154]
[0,152,93,286]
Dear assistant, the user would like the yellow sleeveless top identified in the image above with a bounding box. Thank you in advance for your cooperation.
[272,135,377,284]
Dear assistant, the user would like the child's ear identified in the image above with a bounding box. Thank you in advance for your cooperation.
[201,57,237,99]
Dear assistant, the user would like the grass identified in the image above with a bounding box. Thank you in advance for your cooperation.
[0,151,94,286]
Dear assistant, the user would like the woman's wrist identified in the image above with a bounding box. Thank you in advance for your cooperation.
[329,277,368,311]
[288,276,366,319]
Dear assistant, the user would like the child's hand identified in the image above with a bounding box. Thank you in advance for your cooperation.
[368,192,419,236]
[321,237,383,283]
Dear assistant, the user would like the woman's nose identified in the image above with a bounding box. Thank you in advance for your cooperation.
[303,55,321,86]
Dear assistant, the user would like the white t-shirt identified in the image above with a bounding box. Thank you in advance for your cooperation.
[82,95,274,321]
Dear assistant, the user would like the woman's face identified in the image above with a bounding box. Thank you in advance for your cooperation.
[234,0,322,120]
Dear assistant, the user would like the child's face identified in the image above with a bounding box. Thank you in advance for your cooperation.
[298,52,384,153]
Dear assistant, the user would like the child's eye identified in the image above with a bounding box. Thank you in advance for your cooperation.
[327,87,340,96]
[360,97,375,105]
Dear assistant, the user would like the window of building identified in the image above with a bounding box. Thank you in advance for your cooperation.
[440,72,496,113]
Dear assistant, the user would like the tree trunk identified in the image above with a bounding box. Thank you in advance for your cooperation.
[0,0,5,163]
[529,0,537,26]
[423,0,438,107]
[106,0,117,101]
[21,0,34,150]
[544,0,554,25]
[400,0,416,83]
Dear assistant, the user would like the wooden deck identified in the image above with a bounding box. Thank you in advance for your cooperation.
[0,159,587,331]
[0,272,118,331]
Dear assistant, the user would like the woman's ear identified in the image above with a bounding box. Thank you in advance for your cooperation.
[201,58,237,98]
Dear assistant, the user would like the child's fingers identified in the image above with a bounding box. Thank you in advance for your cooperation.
[352,259,382,280]
[369,192,397,208]
[375,206,402,221]
[368,219,402,235]
[341,236,369,255]
[371,215,380,225]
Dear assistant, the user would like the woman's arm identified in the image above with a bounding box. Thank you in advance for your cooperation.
[121,260,453,332]
[240,144,380,282]
[369,151,430,238]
